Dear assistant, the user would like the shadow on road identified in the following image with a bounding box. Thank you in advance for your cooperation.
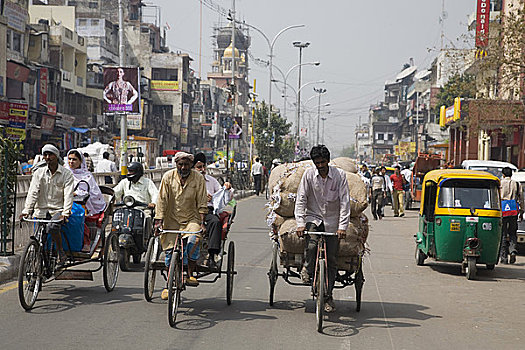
[427,261,525,282]
[173,298,279,330]
[27,284,143,314]
[303,299,440,337]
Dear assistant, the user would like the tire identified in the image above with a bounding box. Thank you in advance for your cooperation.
[316,259,325,333]
[415,245,426,266]
[486,264,495,270]
[354,263,364,312]
[144,237,160,302]
[226,241,235,305]
[132,253,142,265]
[465,256,477,280]
[103,232,119,292]
[268,241,278,306]
[18,240,42,311]
[168,251,183,328]
[119,247,130,271]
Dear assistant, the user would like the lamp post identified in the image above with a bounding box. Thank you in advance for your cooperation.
[314,87,327,144]
[293,41,310,144]
[231,21,305,128]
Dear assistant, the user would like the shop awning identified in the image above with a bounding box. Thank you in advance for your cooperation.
[70,127,89,133]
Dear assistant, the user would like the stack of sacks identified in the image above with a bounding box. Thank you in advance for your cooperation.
[267,157,369,268]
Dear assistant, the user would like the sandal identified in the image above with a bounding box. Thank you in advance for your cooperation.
[186,276,199,287]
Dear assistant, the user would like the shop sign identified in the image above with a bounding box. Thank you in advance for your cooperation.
[475,0,490,48]
[39,68,48,106]
[151,80,179,91]
[127,114,142,130]
[47,102,57,115]
[3,1,29,33]
[41,115,55,132]
[6,62,30,83]
[56,114,76,129]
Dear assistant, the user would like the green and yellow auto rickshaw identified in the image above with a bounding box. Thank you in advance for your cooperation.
[414,169,502,280]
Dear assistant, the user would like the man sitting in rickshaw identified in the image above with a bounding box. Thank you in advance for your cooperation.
[193,153,233,269]
[155,152,208,299]
[295,145,351,313]
[20,144,75,266]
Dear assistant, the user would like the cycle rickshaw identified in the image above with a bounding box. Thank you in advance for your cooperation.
[18,186,118,311]
[143,205,237,327]
[268,229,365,333]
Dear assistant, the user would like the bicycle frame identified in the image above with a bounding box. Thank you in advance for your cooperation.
[24,218,63,278]
[306,231,337,297]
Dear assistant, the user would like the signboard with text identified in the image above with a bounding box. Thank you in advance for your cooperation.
[5,102,28,140]
[151,80,179,91]
[103,67,140,113]
[39,68,48,106]
[475,0,490,47]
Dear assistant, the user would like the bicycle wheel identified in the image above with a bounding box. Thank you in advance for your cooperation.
[144,237,160,302]
[354,262,365,312]
[103,232,119,292]
[226,241,235,305]
[168,251,183,327]
[18,239,43,311]
[268,241,278,306]
[316,259,325,333]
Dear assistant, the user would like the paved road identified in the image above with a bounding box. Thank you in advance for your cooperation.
[1,196,524,349]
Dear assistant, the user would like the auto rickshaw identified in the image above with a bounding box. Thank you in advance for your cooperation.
[414,169,502,280]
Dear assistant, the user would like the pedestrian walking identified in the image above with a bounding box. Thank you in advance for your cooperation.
[390,165,406,217]
[500,167,524,264]
[95,151,117,184]
[83,153,94,172]
[370,168,386,220]
[251,157,263,196]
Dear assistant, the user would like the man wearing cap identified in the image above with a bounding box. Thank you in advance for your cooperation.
[193,153,233,269]
[155,152,208,299]
[20,144,75,265]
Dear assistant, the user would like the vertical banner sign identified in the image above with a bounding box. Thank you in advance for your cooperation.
[103,67,141,113]
[39,68,48,106]
[475,0,490,48]
[228,117,243,139]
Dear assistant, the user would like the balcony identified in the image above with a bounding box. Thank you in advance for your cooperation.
[61,69,74,91]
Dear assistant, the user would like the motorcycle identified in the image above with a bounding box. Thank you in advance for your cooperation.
[112,195,153,271]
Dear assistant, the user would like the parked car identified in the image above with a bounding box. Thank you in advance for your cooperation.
[461,160,518,179]
[511,171,525,247]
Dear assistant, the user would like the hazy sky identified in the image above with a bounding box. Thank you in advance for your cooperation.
[154,0,476,153]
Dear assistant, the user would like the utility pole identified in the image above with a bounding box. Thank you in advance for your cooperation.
[118,0,128,176]
[294,41,310,148]
[250,79,256,171]
[226,0,236,181]
[314,87,326,144]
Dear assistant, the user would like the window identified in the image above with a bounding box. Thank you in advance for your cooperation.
[13,32,22,53]
[89,1,98,9]
[437,179,500,210]
[78,19,88,26]
[68,1,77,5]
[29,38,35,47]
[6,30,10,49]
[377,133,384,140]
[92,19,99,26]
[387,133,394,141]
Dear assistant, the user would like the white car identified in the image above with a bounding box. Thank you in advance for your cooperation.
[461,160,518,179]
[511,171,525,244]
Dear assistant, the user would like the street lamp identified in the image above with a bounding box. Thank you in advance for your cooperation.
[313,86,328,144]
[232,20,305,128]
[293,41,311,143]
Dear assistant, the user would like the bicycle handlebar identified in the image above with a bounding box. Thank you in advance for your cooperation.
[304,231,338,236]
[159,229,203,235]
[22,217,63,224]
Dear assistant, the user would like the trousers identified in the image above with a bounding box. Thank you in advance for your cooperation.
[371,189,384,218]
[392,189,405,216]
[500,215,518,258]
[304,222,339,298]
[205,207,222,254]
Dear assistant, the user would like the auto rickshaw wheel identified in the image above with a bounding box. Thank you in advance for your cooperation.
[119,247,130,271]
[415,246,426,266]
[465,256,477,280]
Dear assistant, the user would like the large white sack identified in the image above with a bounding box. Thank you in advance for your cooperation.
[330,157,358,174]
[278,217,306,254]
[346,172,368,217]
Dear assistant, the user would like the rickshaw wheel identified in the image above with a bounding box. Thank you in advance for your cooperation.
[354,264,364,312]
[465,256,477,280]
[119,247,130,271]
[168,251,182,327]
[415,246,426,266]
[144,237,158,302]
[103,232,120,292]
[268,241,279,306]
[18,239,42,311]
[316,259,325,333]
[226,241,235,305]
[486,264,495,270]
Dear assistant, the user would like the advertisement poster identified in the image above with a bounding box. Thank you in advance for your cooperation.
[39,68,48,106]
[475,0,490,48]
[103,67,140,113]
[228,117,243,139]
[6,102,28,140]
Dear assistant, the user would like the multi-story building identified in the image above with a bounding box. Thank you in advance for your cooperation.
[354,123,371,163]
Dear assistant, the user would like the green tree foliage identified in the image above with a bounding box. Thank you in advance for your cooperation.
[434,73,477,114]
[339,145,356,158]
[0,134,22,255]
[253,102,294,167]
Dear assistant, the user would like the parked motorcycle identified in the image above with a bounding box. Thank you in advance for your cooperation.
[112,195,153,271]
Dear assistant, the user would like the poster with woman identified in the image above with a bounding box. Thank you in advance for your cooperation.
[103,67,140,113]
[228,117,243,139]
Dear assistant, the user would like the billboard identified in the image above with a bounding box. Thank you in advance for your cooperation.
[475,0,490,48]
[228,117,243,139]
[103,67,140,113]
[151,80,179,91]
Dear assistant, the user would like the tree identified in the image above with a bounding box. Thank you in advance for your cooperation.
[253,102,294,167]
[434,73,477,114]
[339,145,356,158]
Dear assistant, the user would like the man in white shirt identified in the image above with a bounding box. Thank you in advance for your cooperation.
[113,162,158,207]
[193,153,233,268]
[295,145,351,313]
[95,151,118,184]
[20,144,75,265]
[251,157,263,196]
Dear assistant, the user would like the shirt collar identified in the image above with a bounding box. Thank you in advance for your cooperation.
[315,165,334,179]
[46,164,64,175]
